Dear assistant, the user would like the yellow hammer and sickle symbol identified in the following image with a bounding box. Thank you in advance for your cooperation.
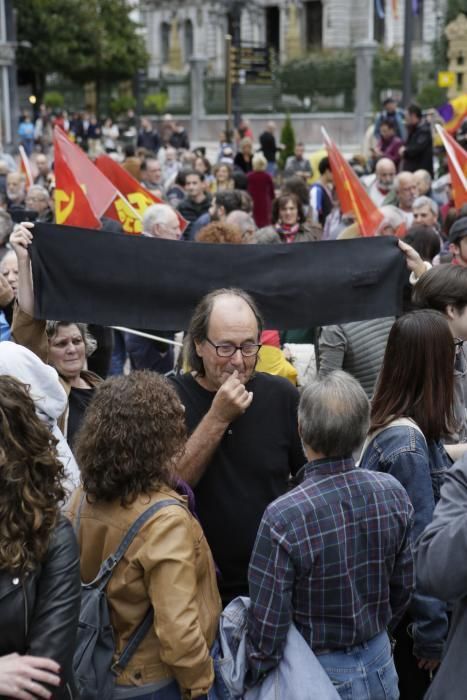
[54,189,75,224]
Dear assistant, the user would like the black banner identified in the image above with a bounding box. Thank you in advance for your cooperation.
[30,223,407,331]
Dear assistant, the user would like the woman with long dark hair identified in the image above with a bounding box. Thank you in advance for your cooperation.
[360,310,455,700]
[68,371,221,700]
[0,375,81,699]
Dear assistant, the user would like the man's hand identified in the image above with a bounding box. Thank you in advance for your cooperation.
[0,272,14,305]
[398,239,428,280]
[9,222,34,263]
[0,653,61,700]
[416,657,440,673]
[210,370,254,425]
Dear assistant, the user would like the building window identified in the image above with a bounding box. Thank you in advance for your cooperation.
[413,0,424,43]
[305,0,323,49]
[184,19,194,62]
[374,3,385,43]
[265,6,280,54]
[161,22,170,64]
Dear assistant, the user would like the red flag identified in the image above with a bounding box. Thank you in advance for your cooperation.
[95,155,187,235]
[54,143,101,228]
[54,127,117,218]
[436,125,467,209]
[18,145,34,189]
[322,129,384,237]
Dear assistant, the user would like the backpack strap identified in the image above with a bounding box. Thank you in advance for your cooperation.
[87,498,185,590]
[358,417,426,466]
[111,609,154,676]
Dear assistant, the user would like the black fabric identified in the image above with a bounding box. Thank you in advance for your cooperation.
[171,372,304,604]
[30,223,407,332]
[68,386,96,447]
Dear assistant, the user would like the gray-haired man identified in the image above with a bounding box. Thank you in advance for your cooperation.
[248,371,415,699]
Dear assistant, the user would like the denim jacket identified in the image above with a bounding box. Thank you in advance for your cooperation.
[208,597,339,700]
[360,425,451,659]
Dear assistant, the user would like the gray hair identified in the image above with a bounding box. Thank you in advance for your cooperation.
[413,195,438,216]
[298,371,369,457]
[225,210,256,238]
[253,226,281,244]
[26,185,50,202]
[45,321,97,357]
[142,203,176,234]
[184,288,263,375]
[252,153,267,172]
[393,172,414,193]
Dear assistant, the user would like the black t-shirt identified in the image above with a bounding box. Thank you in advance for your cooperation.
[171,371,304,603]
[68,386,96,448]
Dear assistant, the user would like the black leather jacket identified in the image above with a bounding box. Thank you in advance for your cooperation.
[0,516,81,699]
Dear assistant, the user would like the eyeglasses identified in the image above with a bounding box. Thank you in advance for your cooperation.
[205,337,261,358]
[454,338,464,350]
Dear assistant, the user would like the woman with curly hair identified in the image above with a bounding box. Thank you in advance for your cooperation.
[0,375,81,699]
[67,371,221,700]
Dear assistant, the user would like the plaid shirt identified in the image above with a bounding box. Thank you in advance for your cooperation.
[247,457,415,680]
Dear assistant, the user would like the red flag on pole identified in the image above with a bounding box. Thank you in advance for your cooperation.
[436,125,467,209]
[53,127,118,218]
[54,141,101,229]
[322,128,384,237]
[94,155,188,235]
[18,145,34,189]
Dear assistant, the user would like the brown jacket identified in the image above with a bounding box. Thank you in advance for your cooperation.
[66,486,221,699]
[11,305,101,433]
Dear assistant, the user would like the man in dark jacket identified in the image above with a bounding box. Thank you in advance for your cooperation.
[177,171,211,240]
[137,117,161,155]
[401,104,434,176]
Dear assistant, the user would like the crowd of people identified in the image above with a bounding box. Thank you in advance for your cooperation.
[1,96,467,700]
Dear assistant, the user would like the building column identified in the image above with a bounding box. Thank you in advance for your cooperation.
[354,40,378,145]
[189,56,207,143]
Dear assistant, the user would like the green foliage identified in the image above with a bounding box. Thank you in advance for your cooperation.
[143,92,169,115]
[445,0,467,23]
[14,0,148,101]
[279,113,295,170]
[278,51,355,110]
[415,83,448,109]
[43,90,65,109]
[110,94,136,117]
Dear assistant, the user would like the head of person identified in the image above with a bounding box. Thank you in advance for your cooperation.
[142,203,181,240]
[185,288,263,390]
[0,375,65,574]
[252,226,281,244]
[406,103,423,127]
[0,249,18,295]
[282,175,309,207]
[45,321,96,382]
[394,172,417,211]
[448,216,467,267]
[164,146,177,165]
[251,153,267,173]
[272,193,305,227]
[412,195,438,228]
[239,137,253,156]
[371,310,455,439]
[209,190,243,221]
[375,157,396,192]
[225,210,256,243]
[404,224,440,262]
[379,120,396,142]
[318,156,333,184]
[298,371,369,459]
[294,142,305,159]
[266,121,276,133]
[376,205,407,237]
[194,156,211,178]
[140,117,151,131]
[196,221,243,244]
[6,172,26,203]
[413,169,432,197]
[232,170,248,191]
[214,163,233,184]
[141,157,162,185]
[0,210,13,249]
[75,372,186,506]
[412,264,467,340]
[35,154,50,176]
[25,185,51,215]
[383,97,397,115]
[184,170,205,200]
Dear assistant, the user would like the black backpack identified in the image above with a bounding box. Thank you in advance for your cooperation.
[73,497,184,700]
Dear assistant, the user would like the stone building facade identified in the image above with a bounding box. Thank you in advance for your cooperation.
[140,0,448,79]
